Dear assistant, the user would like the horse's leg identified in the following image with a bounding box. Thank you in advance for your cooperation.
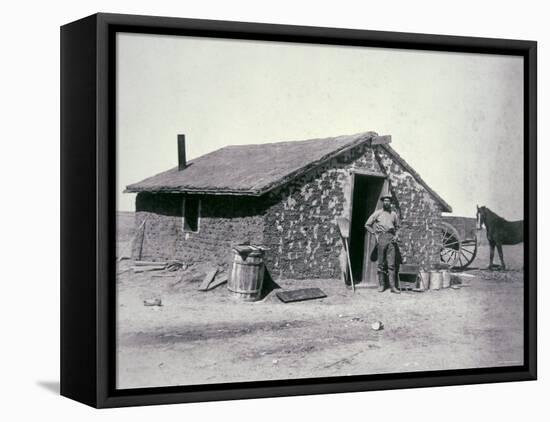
[496,243,506,271]
[488,242,495,270]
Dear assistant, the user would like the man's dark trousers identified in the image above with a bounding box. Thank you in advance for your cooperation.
[377,232,396,287]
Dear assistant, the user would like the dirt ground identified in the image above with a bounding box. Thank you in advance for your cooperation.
[116,213,524,389]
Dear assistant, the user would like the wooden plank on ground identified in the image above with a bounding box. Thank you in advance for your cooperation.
[134,260,168,266]
[198,269,218,291]
[276,288,327,303]
[203,274,228,291]
[132,265,166,273]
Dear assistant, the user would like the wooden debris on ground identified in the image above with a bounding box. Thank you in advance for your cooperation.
[371,321,384,331]
[172,271,188,287]
[198,269,219,291]
[166,261,185,272]
[276,288,327,303]
[116,267,132,276]
[132,265,166,273]
[143,298,162,306]
[200,273,228,291]
[132,260,185,273]
[323,351,362,369]
[134,260,166,266]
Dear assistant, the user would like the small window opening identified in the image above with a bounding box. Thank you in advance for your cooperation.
[183,197,200,232]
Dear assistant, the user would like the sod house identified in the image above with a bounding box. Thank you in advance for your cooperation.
[125,132,452,282]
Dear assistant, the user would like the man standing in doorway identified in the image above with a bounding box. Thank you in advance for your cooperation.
[365,194,401,293]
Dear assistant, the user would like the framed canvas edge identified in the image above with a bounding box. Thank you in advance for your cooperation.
[61,12,537,409]
[60,14,100,408]
[97,369,536,408]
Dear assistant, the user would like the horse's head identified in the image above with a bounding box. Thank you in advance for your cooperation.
[476,205,487,230]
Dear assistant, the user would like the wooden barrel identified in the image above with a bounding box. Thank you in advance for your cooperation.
[441,269,451,288]
[228,249,265,301]
[429,270,443,290]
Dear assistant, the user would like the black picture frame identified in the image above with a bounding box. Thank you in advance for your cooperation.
[60,12,537,408]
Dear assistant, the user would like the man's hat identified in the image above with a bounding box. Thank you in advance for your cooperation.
[379,185,393,202]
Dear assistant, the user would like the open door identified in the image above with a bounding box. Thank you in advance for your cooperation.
[348,174,387,284]
[362,178,389,286]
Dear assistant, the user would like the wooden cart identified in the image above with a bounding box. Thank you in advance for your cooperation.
[436,216,478,270]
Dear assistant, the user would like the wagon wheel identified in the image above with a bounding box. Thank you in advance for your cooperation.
[437,222,461,268]
[453,234,478,270]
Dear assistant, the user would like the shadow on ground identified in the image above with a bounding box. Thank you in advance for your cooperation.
[36,381,59,395]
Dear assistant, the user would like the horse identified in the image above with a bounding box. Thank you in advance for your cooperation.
[476,205,523,270]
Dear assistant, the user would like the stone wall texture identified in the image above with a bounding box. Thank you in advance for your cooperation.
[375,147,444,269]
[131,143,445,279]
[262,143,444,279]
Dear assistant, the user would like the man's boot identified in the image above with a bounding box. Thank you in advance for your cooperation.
[377,272,386,292]
[388,271,401,294]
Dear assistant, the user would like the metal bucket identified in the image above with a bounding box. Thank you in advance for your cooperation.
[429,270,443,290]
[441,269,452,288]
[416,270,430,291]
[228,247,265,301]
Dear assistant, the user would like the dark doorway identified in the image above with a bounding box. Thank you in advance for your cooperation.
[348,174,386,282]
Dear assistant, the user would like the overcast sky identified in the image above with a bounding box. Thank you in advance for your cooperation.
[117,32,524,219]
